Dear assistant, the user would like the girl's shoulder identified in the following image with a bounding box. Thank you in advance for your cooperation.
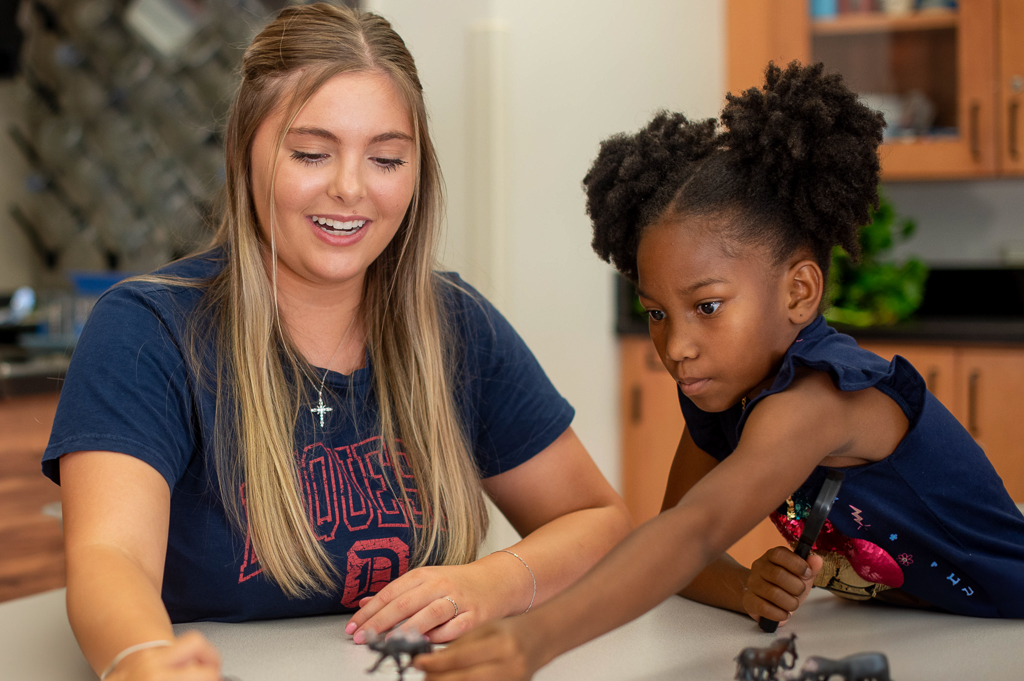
[745,316,926,429]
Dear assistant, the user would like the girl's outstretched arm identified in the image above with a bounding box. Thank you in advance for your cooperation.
[416,376,853,681]
[665,428,821,623]
[345,427,632,643]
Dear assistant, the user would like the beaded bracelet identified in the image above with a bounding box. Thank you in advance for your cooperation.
[100,640,173,680]
[495,549,537,614]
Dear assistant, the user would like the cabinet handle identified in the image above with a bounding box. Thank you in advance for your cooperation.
[926,368,938,393]
[969,102,981,162]
[630,385,642,424]
[1010,100,1020,162]
[967,369,980,436]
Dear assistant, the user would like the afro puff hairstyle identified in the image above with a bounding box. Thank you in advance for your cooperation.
[584,61,885,284]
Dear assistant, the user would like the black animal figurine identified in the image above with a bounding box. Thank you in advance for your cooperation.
[735,634,799,681]
[789,652,891,681]
[365,629,433,680]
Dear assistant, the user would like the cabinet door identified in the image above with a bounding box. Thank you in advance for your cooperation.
[857,342,959,420]
[954,348,1024,501]
[619,337,684,525]
[728,0,1000,179]
[999,0,1024,174]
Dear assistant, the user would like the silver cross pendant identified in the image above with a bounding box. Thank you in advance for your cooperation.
[311,392,333,428]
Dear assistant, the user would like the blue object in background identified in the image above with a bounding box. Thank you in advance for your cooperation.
[811,0,838,18]
[67,271,134,297]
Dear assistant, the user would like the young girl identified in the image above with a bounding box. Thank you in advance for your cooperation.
[417,62,1024,680]
[42,5,630,680]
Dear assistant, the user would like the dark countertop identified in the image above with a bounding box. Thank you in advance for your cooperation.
[834,318,1024,345]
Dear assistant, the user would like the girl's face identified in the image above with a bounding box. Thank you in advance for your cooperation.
[636,217,804,413]
[250,70,416,289]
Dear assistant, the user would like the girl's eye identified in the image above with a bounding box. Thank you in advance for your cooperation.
[372,157,407,172]
[647,309,666,322]
[291,151,328,166]
[697,301,722,316]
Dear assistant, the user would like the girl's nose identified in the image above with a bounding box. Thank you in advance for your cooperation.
[330,155,366,204]
[664,324,699,363]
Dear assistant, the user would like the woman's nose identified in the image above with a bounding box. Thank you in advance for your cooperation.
[330,155,366,204]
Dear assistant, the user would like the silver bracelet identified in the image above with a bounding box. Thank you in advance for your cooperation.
[495,549,536,614]
[100,640,173,680]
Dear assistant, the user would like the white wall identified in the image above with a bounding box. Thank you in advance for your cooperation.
[367,1,725,550]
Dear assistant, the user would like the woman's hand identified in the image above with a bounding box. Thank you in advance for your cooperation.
[415,617,545,681]
[346,558,530,644]
[741,547,823,625]
[107,632,221,681]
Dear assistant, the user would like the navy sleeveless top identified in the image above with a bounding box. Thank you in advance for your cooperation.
[679,316,1024,618]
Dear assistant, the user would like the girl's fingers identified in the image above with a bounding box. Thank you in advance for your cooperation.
[743,591,791,624]
[422,662,519,681]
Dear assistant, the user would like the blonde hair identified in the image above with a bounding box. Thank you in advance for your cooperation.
[147,4,487,597]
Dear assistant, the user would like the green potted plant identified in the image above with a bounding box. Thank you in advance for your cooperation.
[825,194,928,327]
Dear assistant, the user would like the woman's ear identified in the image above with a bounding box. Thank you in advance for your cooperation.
[785,258,824,324]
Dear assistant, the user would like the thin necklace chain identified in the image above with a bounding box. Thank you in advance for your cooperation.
[306,314,357,427]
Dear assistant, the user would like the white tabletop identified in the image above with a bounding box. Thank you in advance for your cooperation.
[2,586,1023,681]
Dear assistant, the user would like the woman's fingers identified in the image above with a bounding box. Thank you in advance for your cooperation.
[110,632,222,681]
[351,583,449,643]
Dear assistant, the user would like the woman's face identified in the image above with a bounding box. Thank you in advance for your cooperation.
[250,70,417,289]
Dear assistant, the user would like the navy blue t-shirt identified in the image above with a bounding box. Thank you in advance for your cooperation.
[679,316,1024,618]
[42,250,574,623]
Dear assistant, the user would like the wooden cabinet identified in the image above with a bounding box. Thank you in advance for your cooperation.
[727,0,1024,180]
[860,342,1024,501]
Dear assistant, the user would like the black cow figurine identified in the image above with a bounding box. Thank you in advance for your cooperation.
[791,652,891,681]
[735,633,799,681]
[365,629,433,680]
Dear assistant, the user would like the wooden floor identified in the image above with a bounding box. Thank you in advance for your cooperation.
[0,392,64,603]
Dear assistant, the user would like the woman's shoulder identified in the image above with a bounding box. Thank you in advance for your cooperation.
[99,248,225,316]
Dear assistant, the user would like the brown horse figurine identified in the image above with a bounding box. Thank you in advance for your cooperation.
[735,634,799,681]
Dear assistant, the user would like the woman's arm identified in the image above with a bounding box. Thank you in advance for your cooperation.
[61,451,220,680]
[345,427,632,642]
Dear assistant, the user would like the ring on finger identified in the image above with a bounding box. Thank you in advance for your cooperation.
[443,596,458,621]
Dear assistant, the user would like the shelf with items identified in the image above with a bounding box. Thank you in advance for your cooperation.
[726,0,1024,180]
[811,9,959,35]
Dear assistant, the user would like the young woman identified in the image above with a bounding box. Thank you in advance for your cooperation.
[417,62,1024,680]
[42,5,630,679]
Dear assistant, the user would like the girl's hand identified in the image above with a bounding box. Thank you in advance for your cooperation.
[741,547,823,625]
[107,632,221,681]
[415,617,544,681]
[346,560,529,644]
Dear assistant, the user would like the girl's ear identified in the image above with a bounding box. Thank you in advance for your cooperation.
[785,258,824,324]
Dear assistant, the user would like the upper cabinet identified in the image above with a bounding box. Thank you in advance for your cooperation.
[727,0,1024,180]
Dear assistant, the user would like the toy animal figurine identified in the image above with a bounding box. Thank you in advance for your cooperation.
[790,652,891,681]
[365,629,433,680]
[735,633,798,681]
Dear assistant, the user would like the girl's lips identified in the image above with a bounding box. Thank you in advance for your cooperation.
[677,378,710,396]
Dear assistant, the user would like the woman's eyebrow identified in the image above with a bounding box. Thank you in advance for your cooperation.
[287,127,413,145]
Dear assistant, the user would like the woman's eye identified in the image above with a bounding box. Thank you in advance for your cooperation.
[372,157,407,172]
[647,309,666,322]
[696,301,722,316]
[291,151,328,166]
